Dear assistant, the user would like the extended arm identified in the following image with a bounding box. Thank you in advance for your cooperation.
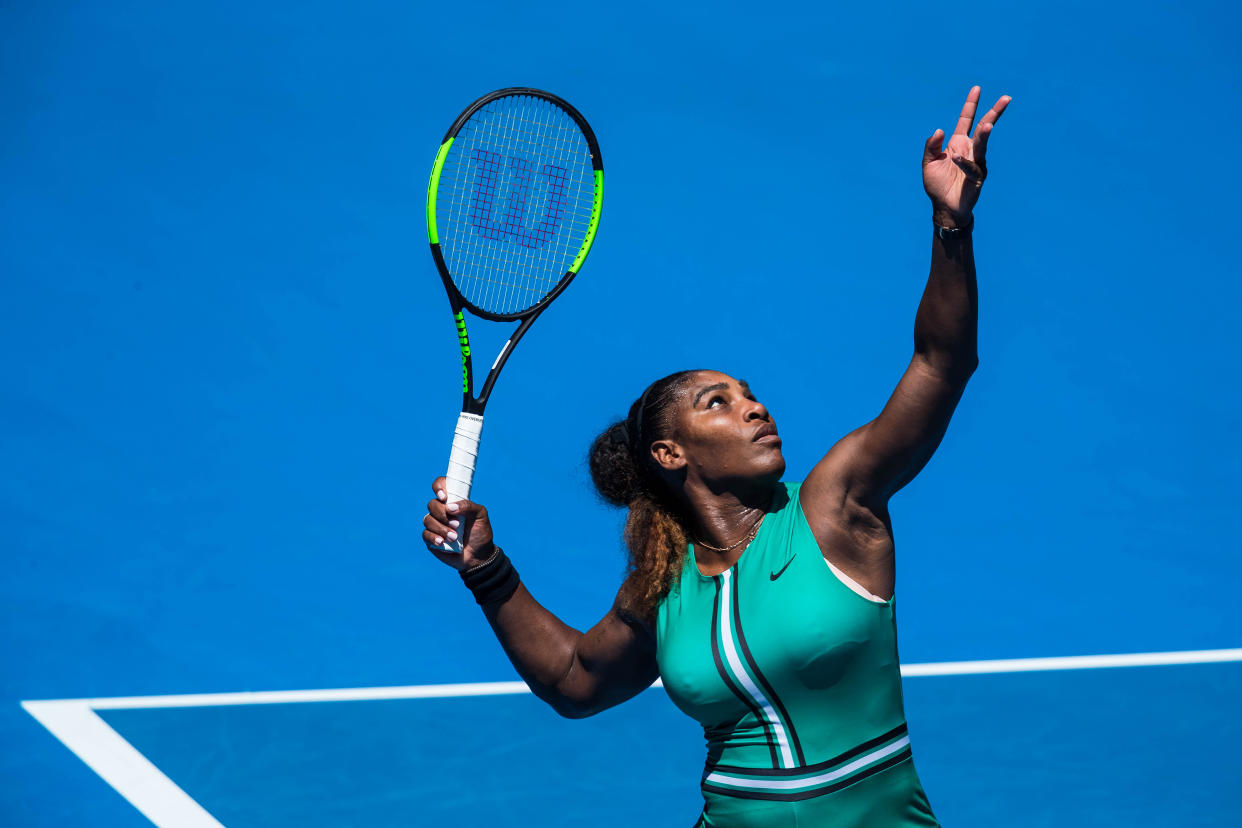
[834,222,979,506]
[801,88,1009,585]
[423,478,658,718]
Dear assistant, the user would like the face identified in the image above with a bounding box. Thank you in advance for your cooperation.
[650,371,786,490]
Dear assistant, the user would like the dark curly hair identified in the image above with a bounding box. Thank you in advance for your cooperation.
[588,370,701,623]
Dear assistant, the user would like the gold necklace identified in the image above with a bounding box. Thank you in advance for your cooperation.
[695,513,765,554]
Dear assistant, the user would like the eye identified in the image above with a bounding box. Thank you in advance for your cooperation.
[706,395,727,409]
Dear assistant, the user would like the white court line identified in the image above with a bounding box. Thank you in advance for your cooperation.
[20,647,1242,828]
[26,648,1242,710]
[900,648,1242,676]
[20,701,225,828]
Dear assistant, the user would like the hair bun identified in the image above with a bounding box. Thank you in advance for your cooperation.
[589,421,645,507]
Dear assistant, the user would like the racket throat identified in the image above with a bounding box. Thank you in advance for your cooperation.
[491,339,512,371]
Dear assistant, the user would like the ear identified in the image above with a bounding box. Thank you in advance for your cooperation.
[650,439,686,472]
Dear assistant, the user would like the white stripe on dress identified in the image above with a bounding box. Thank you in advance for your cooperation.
[705,735,911,791]
[718,569,796,768]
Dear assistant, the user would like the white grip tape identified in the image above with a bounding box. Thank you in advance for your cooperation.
[443,412,483,554]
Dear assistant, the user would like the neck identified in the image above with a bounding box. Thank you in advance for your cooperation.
[682,478,775,573]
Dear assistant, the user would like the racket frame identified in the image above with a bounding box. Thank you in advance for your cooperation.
[425,88,603,547]
[427,87,604,416]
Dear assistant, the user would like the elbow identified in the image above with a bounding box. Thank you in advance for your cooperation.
[540,644,603,718]
[956,355,980,383]
[546,693,600,719]
[944,360,978,388]
[915,350,979,385]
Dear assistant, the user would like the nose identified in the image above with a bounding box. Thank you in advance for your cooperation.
[744,398,770,422]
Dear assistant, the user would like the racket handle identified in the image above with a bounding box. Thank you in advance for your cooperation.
[443,412,484,554]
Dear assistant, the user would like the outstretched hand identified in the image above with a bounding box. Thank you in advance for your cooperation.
[923,86,1011,228]
[423,476,496,571]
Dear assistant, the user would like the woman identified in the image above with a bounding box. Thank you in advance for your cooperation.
[423,86,1010,827]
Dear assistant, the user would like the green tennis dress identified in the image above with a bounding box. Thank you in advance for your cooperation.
[656,482,939,827]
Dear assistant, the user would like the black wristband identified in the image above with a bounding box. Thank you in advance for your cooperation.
[459,546,521,607]
[934,217,973,240]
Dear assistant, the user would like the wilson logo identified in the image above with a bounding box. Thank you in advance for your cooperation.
[469,149,567,249]
[453,311,470,392]
[453,312,470,357]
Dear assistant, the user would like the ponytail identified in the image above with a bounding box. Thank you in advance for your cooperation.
[587,371,699,621]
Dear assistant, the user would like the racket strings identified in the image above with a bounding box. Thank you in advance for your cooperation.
[461,96,587,314]
[437,94,596,316]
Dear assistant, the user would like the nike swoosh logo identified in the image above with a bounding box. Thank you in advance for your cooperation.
[770,557,794,581]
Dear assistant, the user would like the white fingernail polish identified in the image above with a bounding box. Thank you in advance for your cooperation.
[447,531,457,541]
[449,520,459,529]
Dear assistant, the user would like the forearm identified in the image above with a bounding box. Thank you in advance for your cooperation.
[912,220,979,381]
[478,584,588,715]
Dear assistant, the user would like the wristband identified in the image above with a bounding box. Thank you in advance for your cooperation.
[935,217,973,240]
[459,546,521,606]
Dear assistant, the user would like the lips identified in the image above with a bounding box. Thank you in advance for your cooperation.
[752,423,780,443]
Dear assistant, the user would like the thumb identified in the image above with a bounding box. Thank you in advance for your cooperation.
[446,499,494,559]
[923,129,944,165]
[445,497,489,535]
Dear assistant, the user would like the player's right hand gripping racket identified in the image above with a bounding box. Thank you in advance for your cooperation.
[426,88,604,553]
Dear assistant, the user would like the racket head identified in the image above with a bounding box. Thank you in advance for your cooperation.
[426,88,604,322]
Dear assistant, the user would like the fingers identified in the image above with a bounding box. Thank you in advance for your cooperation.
[977,94,1011,129]
[423,476,494,556]
[922,129,945,165]
[423,505,460,548]
[972,122,993,164]
[430,476,447,498]
[973,95,1011,163]
[425,479,460,548]
[950,153,986,184]
[424,491,489,550]
[953,86,981,136]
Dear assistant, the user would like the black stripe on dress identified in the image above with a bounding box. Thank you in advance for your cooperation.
[701,747,913,802]
[709,723,909,777]
[730,570,806,766]
[709,573,779,768]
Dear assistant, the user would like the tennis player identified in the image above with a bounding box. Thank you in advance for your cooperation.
[423,85,1009,827]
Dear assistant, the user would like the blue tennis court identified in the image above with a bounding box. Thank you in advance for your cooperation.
[4,1,1240,825]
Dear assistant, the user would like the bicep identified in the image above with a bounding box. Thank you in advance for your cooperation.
[557,604,659,718]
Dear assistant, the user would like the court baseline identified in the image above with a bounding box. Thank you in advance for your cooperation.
[21,647,1242,828]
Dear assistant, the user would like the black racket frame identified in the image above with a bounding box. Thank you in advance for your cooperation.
[428,87,603,415]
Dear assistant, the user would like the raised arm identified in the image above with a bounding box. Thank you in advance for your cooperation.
[802,88,1010,557]
[423,478,658,718]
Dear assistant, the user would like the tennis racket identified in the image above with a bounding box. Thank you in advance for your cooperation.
[426,87,604,553]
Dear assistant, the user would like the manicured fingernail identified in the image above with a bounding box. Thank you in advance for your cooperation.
[437,490,446,501]
[434,536,444,545]
[449,520,459,529]
[446,530,457,541]
[446,502,458,513]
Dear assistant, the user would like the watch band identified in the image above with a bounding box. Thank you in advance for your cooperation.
[935,220,973,240]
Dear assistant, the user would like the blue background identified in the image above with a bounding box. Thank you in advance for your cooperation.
[3,0,1239,824]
